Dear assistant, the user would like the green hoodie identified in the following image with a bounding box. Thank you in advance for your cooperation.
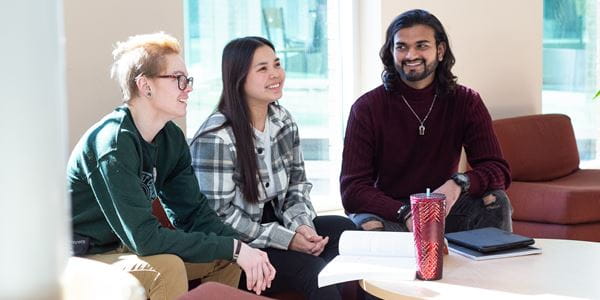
[68,106,238,263]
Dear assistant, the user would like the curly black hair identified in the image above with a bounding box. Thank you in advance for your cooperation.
[380,9,457,95]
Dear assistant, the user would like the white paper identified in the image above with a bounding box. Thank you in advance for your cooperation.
[318,231,416,287]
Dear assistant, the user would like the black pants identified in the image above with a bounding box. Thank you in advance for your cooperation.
[240,215,357,300]
[350,190,513,233]
[445,189,513,233]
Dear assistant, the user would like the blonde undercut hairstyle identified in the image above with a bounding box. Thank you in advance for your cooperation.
[110,32,181,102]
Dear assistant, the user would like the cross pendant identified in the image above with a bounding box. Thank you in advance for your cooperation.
[419,125,425,135]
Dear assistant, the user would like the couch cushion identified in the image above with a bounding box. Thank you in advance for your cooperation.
[493,114,579,181]
[508,169,600,224]
[513,220,600,242]
[179,282,272,300]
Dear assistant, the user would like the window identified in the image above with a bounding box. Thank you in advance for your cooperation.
[543,0,600,167]
[184,0,351,212]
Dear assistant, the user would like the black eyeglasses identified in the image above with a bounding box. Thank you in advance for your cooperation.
[156,74,194,90]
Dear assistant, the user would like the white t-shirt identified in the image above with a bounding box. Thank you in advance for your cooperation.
[254,120,277,198]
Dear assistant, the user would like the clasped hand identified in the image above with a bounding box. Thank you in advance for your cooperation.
[236,243,276,295]
[289,224,328,256]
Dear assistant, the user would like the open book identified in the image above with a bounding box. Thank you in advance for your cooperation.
[318,231,416,288]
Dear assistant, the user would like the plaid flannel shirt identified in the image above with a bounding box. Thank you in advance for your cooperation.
[189,104,316,250]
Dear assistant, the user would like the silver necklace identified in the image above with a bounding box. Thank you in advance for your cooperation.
[401,94,437,135]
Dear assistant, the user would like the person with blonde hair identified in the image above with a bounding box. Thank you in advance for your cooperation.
[68,32,275,299]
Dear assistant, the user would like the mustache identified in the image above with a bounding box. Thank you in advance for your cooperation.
[402,59,425,66]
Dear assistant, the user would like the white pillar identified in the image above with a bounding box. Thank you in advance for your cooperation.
[0,0,69,299]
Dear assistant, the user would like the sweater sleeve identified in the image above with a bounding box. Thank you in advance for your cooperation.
[87,137,234,263]
[462,93,512,196]
[190,132,296,250]
[340,99,403,221]
[159,139,239,238]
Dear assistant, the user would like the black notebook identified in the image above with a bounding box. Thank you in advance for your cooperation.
[445,227,535,253]
[447,243,541,261]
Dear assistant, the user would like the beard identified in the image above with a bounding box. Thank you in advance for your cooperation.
[395,57,439,82]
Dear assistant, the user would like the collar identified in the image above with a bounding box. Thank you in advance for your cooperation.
[193,103,286,140]
[397,79,437,102]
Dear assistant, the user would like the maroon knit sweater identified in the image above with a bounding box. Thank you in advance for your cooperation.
[340,81,511,221]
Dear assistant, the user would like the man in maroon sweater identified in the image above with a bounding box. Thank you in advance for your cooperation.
[340,9,512,232]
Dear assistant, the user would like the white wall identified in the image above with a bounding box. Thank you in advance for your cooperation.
[0,0,68,298]
[64,0,184,150]
[357,0,543,119]
[356,0,384,95]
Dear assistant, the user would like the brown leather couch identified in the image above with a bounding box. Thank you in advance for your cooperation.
[492,114,600,242]
[178,282,273,300]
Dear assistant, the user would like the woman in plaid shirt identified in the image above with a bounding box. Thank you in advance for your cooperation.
[189,36,356,299]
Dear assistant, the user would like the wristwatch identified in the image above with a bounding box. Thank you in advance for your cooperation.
[451,172,470,193]
[397,204,412,224]
[232,239,242,261]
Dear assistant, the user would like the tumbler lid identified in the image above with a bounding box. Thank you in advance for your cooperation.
[410,192,446,201]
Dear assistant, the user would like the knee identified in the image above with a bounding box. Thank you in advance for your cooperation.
[153,254,188,284]
[134,254,188,299]
[336,216,359,231]
[347,213,384,229]
[157,253,186,269]
[483,190,512,215]
[487,190,513,231]
[483,190,505,206]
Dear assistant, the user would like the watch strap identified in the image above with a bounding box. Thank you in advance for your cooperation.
[233,239,242,261]
[397,204,412,223]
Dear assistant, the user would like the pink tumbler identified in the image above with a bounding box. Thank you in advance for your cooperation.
[411,191,446,280]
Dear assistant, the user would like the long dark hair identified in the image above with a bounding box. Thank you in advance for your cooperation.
[217,36,275,203]
[380,9,457,95]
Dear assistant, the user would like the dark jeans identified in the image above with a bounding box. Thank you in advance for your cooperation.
[240,215,357,300]
[349,190,513,233]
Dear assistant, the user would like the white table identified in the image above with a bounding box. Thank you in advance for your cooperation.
[361,239,600,299]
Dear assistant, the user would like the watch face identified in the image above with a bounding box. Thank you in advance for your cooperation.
[453,173,470,191]
[397,204,411,221]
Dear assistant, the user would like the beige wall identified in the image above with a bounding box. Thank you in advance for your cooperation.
[64,0,184,150]
[65,0,542,150]
[357,0,543,119]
